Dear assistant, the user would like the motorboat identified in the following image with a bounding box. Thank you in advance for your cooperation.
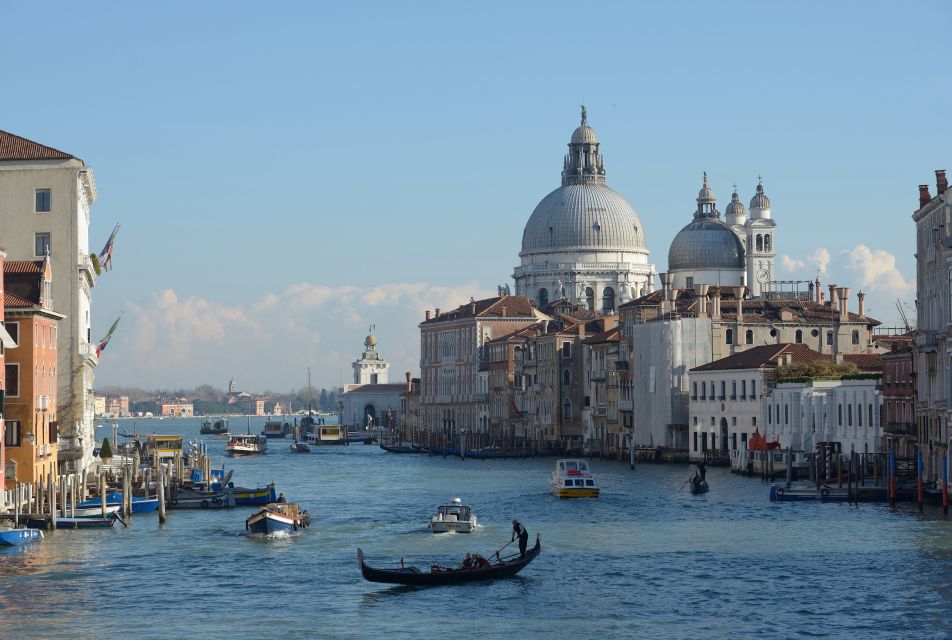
[66,505,121,518]
[171,486,236,509]
[428,498,477,533]
[290,442,310,453]
[226,434,268,456]
[0,526,43,545]
[200,417,229,435]
[76,493,159,513]
[26,513,119,529]
[232,483,277,505]
[245,502,310,536]
[358,535,541,586]
[548,459,599,498]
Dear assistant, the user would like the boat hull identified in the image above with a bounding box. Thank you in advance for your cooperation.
[233,485,276,506]
[246,511,299,535]
[428,521,476,533]
[27,515,117,529]
[690,481,710,494]
[0,528,43,545]
[172,489,236,509]
[359,536,541,586]
[548,483,599,499]
[770,484,850,502]
[76,495,158,513]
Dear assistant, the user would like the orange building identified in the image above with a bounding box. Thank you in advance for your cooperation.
[161,402,194,417]
[3,258,63,489]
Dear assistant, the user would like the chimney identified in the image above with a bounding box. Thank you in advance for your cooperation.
[828,284,837,307]
[435,307,441,318]
[919,184,932,208]
[857,290,866,318]
[471,301,476,314]
[836,287,850,320]
[819,291,825,305]
[405,371,412,394]
[578,322,586,340]
[664,273,676,300]
[937,170,948,195]
[501,306,507,317]
[834,352,844,365]
[658,272,669,299]
[425,310,431,321]
[814,277,822,303]
[541,319,550,334]
[783,352,793,366]
[695,284,709,317]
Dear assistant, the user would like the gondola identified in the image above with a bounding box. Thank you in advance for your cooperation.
[358,534,541,586]
[689,479,709,494]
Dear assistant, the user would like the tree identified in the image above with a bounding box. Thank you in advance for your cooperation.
[319,389,329,410]
[100,437,113,460]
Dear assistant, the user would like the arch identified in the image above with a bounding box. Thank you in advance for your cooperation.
[562,398,572,421]
[756,234,764,252]
[725,328,734,345]
[719,418,729,452]
[602,287,615,313]
[795,329,803,343]
[764,234,772,251]
[585,287,595,310]
[563,369,571,386]
[363,404,377,427]
[745,329,753,344]
[538,288,549,306]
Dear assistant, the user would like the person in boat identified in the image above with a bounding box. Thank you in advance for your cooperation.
[512,519,529,558]
[697,459,707,482]
[473,554,490,569]
[460,553,474,569]
[276,493,287,503]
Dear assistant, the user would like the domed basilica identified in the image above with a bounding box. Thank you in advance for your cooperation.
[512,108,656,313]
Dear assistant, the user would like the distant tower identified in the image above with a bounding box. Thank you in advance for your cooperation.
[745,178,777,298]
[352,324,389,385]
[228,378,237,394]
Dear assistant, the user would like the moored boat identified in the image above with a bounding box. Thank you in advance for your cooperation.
[66,504,122,518]
[0,527,43,545]
[428,498,477,533]
[226,434,268,456]
[172,486,236,509]
[232,483,276,505]
[76,493,159,513]
[261,421,291,439]
[245,502,310,536]
[358,535,541,586]
[548,459,599,498]
[200,417,229,435]
[27,513,119,529]
[315,425,345,446]
[769,483,850,502]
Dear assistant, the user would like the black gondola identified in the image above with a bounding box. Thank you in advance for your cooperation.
[358,535,541,586]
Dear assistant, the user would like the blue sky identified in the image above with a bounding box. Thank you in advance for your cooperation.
[2,1,947,390]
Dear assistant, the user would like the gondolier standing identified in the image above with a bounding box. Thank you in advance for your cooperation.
[512,519,529,558]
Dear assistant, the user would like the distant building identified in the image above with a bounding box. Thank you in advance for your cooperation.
[106,395,129,417]
[0,130,100,475]
[160,402,193,417]
[93,395,106,416]
[353,325,389,384]
[272,401,284,416]
[343,329,402,428]
[3,256,63,489]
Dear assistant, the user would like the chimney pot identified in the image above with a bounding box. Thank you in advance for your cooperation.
[435,307,440,318]
[920,184,932,207]
[937,170,948,195]
[857,290,866,318]
[425,310,431,321]
[828,284,837,307]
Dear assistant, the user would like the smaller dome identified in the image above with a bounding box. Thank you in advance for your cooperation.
[750,181,771,210]
[571,124,598,144]
[726,188,746,218]
[668,218,745,272]
[697,172,715,204]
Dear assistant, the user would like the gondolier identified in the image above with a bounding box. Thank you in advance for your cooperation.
[512,519,529,558]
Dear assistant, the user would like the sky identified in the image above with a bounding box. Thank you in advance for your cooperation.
[1,1,948,392]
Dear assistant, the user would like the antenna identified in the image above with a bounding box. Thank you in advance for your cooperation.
[896,300,912,333]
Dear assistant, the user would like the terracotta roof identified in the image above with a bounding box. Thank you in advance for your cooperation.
[0,130,76,161]
[842,353,884,371]
[4,260,43,274]
[582,327,620,344]
[423,295,541,324]
[4,291,40,309]
[691,344,828,372]
[344,384,407,394]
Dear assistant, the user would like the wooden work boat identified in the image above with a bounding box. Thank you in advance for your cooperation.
[358,535,541,586]
[232,484,276,505]
[245,503,310,536]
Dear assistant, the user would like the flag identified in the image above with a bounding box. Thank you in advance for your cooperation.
[99,224,120,272]
[96,313,122,358]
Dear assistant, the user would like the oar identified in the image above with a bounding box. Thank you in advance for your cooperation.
[678,479,690,492]
[491,539,515,561]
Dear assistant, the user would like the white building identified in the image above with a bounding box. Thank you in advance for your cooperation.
[342,328,401,428]
[513,108,655,311]
[352,325,389,385]
[765,379,883,455]
[0,131,99,474]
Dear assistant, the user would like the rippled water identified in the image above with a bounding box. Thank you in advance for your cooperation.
[2,417,951,639]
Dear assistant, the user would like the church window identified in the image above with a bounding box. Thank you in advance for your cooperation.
[686,277,694,289]
[769,329,778,337]
[585,287,595,310]
[538,288,549,306]
[795,330,803,343]
[756,234,763,252]
[725,328,733,345]
[562,399,572,420]
[764,235,772,251]
[745,329,753,344]
[852,330,860,345]
[602,287,615,313]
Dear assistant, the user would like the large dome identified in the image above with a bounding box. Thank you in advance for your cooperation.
[668,218,745,271]
[521,183,646,253]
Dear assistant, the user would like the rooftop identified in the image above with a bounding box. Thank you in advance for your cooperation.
[0,130,77,162]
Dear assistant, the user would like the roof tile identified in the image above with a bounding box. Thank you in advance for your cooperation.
[0,130,76,161]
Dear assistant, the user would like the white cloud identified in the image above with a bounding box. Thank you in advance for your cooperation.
[843,245,914,298]
[97,280,493,391]
[781,248,830,275]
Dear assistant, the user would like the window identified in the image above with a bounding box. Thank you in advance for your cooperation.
[731,433,737,450]
[693,416,698,425]
[768,405,772,424]
[826,330,833,345]
[686,277,694,289]
[741,380,747,399]
[858,404,863,426]
[741,432,748,446]
[745,329,753,345]
[35,232,51,256]
[838,405,843,426]
[562,399,572,420]
[562,342,571,358]
[710,417,715,426]
[751,380,756,399]
[719,381,726,399]
[602,287,615,314]
[370,373,378,384]
[784,404,789,424]
[538,288,549,306]
[692,382,697,400]
[869,404,874,426]
[5,364,19,397]
[725,328,733,345]
[4,322,18,346]
[35,188,51,212]
[848,404,853,426]
[4,421,20,447]
[732,416,737,426]
[756,234,763,252]
[731,381,737,400]
[752,416,757,426]
[700,382,706,400]
[764,235,772,251]
[563,369,571,386]
[693,432,698,452]
[852,330,860,345]
[585,287,595,310]
[795,330,803,343]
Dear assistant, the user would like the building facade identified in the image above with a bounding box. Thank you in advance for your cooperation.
[513,109,655,311]
[106,395,129,417]
[581,326,621,457]
[160,402,193,417]
[881,345,916,456]
[3,258,62,489]
[0,131,99,474]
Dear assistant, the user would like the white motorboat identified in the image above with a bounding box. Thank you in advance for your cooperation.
[226,434,268,456]
[428,498,477,533]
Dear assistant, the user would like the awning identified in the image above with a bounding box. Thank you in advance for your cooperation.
[0,325,17,349]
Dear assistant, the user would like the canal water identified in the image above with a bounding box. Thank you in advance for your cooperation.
[1,417,951,639]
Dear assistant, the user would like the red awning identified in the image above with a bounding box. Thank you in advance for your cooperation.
[748,427,781,451]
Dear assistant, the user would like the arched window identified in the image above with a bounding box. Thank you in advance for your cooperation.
[746,329,753,344]
[562,399,572,420]
[585,287,595,310]
[838,405,843,426]
[602,287,615,313]
[852,330,860,345]
[756,234,764,252]
[795,329,803,343]
[848,404,853,426]
[725,328,734,345]
[538,288,548,306]
[764,234,772,251]
[563,369,571,386]
[784,404,789,424]
[858,404,863,426]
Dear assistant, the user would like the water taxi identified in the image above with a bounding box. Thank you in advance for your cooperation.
[315,425,345,445]
[226,434,268,456]
[548,459,599,498]
[428,498,477,533]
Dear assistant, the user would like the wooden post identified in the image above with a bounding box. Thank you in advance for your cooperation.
[100,473,107,518]
[158,468,167,524]
[14,484,20,528]
[48,475,57,531]
[70,474,77,517]
[59,475,66,517]
[889,446,896,508]
[918,448,924,513]
[944,448,950,516]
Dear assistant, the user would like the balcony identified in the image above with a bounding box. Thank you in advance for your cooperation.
[80,343,99,366]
